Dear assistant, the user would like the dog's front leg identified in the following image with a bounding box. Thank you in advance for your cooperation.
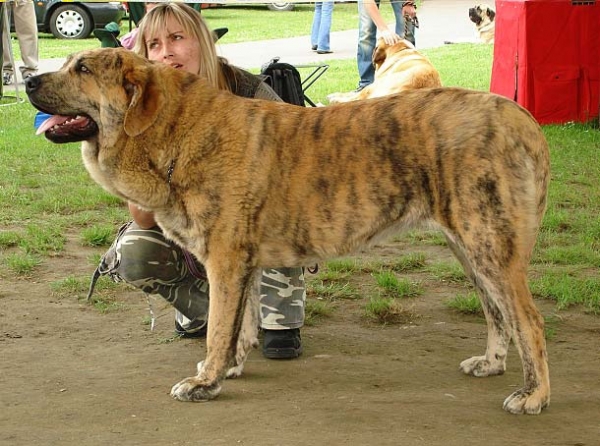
[170,262,261,402]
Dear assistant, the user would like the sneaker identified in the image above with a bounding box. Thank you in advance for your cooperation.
[262,328,302,359]
[3,72,13,86]
[175,319,208,339]
[354,85,366,93]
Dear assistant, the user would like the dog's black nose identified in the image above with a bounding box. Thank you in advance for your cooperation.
[25,75,41,94]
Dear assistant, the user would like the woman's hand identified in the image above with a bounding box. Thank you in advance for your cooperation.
[380,28,402,45]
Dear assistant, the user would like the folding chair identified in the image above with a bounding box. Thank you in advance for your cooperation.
[294,63,329,107]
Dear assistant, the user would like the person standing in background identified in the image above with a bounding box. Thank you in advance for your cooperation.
[310,1,334,54]
[2,0,38,85]
[119,1,159,50]
[356,0,416,91]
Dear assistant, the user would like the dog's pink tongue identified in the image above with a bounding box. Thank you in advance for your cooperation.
[35,115,70,135]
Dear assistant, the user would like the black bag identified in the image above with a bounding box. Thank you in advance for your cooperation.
[260,58,305,107]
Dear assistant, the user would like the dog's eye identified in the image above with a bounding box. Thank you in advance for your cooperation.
[75,61,91,74]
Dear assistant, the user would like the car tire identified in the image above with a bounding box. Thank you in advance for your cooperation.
[267,3,294,12]
[49,4,93,39]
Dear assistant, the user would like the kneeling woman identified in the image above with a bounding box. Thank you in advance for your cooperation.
[93,2,305,359]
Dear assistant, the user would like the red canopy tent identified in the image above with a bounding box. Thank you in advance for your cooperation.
[490,0,600,124]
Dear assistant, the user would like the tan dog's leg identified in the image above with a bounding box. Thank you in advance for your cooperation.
[444,230,550,415]
[170,259,260,402]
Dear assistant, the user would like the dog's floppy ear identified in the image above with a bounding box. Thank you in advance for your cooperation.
[123,64,163,137]
[487,7,496,21]
[372,42,388,69]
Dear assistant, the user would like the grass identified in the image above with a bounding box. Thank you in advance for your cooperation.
[364,297,418,325]
[446,292,483,316]
[2,16,599,328]
[373,271,423,298]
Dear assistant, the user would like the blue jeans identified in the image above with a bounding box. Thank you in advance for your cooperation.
[357,0,405,88]
[311,1,334,52]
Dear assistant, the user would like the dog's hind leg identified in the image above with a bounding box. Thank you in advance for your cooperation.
[444,232,550,414]
[170,258,261,402]
[444,235,511,377]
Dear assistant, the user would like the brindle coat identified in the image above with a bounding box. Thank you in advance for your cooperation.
[26,48,550,414]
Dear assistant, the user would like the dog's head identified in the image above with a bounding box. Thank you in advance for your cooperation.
[468,4,495,26]
[26,48,173,144]
[372,38,416,71]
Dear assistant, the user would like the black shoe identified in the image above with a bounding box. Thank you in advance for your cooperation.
[175,319,208,339]
[262,328,302,359]
[311,45,318,51]
[316,49,333,54]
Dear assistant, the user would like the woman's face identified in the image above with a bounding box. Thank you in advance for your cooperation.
[144,15,201,75]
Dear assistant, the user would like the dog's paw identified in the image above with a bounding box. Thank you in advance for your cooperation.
[459,355,505,377]
[170,376,222,402]
[326,92,342,103]
[503,388,550,415]
[326,92,354,104]
[197,360,244,379]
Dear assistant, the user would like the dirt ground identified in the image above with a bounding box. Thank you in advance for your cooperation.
[1,237,599,446]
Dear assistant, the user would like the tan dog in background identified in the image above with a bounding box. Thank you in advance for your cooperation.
[469,4,496,43]
[327,38,442,103]
[444,4,496,44]
[27,48,551,415]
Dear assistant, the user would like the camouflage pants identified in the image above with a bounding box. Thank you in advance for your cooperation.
[92,222,305,330]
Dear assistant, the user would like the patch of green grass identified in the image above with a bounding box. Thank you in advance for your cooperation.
[363,297,418,325]
[445,292,483,316]
[51,275,124,306]
[81,225,117,247]
[373,271,423,298]
[20,224,66,255]
[426,261,470,285]
[367,252,427,273]
[531,271,600,314]
[307,280,360,300]
[50,276,89,295]
[316,258,364,280]
[2,252,41,276]
[403,230,448,247]
[304,298,334,326]
[158,334,183,344]
[0,230,20,249]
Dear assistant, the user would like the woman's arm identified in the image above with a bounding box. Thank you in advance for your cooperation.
[363,0,401,45]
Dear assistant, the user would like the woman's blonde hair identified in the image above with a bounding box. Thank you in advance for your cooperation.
[133,2,230,91]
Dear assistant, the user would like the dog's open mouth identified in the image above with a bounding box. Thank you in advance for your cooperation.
[36,114,99,144]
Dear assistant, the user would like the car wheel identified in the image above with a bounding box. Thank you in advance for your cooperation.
[267,3,294,11]
[49,4,93,39]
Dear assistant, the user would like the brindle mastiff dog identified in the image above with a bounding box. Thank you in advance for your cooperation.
[26,48,551,415]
